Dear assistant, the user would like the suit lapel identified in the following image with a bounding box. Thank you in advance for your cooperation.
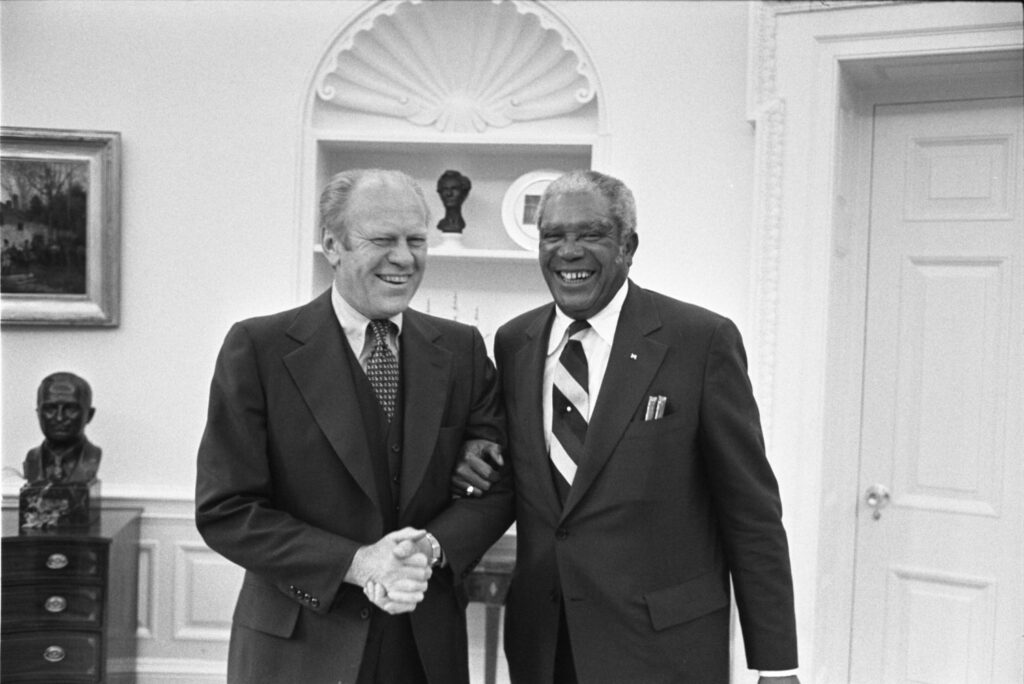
[515,305,563,516]
[282,292,379,508]
[397,310,451,511]
[563,282,667,518]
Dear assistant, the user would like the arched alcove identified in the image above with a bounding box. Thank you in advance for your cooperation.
[311,0,601,134]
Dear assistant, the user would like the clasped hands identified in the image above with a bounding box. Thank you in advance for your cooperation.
[348,528,434,615]
[348,439,504,616]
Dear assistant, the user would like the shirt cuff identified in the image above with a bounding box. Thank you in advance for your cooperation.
[758,670,799,678]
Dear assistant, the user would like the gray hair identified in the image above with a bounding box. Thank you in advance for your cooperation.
[319,169,430,246]
[537,170,637,241]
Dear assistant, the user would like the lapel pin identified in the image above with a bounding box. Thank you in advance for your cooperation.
[630,353,637,360]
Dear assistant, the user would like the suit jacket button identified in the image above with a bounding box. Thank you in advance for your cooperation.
[556,527,568,540]
[360,607,371,620]
[391,444,400,453]
[311,598,320,607]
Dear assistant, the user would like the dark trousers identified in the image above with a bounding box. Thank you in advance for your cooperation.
[356,611,428,684]
[553,603,578,684]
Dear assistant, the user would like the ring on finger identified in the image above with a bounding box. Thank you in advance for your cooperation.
[466,485,475,496]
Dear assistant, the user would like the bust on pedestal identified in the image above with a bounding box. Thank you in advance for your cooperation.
[19,372,102,530]
[436,169,472,248]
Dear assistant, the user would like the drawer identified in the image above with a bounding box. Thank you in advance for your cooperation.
[0,630,101,681]
[1,540,103,581]
[2,583,103,629]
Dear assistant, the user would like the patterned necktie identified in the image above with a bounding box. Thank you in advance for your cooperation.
[366,319,399,421]
[550,319,591,497]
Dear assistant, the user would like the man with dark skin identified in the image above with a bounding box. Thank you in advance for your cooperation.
[454,170,799,683]
[23,372,101,484]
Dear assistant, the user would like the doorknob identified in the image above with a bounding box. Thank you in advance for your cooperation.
[865,484,891,520]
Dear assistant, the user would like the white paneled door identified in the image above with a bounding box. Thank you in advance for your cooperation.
[850,97,1023,683]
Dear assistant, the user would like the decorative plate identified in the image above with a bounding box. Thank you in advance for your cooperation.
[501,170,561,251]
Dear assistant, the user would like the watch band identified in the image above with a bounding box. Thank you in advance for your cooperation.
[424,532,443,567]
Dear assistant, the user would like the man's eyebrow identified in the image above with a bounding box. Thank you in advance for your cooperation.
[541,220,593,230]
[542,220,612,231]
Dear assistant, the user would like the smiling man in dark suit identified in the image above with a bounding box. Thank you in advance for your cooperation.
[196,168,511,684]
[455,170,799,683]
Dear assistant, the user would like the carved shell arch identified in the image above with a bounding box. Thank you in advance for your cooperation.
[313,0,600,133]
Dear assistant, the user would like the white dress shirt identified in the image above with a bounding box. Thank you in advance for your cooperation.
[542,280,628,450]
[331,285,402,367]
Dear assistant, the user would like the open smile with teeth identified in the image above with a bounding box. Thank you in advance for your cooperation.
[377,274,411,285]
[558,270,594,283]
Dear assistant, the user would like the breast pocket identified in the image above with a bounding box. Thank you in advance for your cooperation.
[620,408,690,444]
[606,409,697,502]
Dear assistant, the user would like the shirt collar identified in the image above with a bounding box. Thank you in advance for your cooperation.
[331,284,403,354]
[547,279,629,354]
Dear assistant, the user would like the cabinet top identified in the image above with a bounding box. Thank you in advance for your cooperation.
[2,507,141,541]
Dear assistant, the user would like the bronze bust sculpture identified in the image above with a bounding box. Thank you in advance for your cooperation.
[19,372,102,529]
[23,372,101,484]
[435,170,472,234]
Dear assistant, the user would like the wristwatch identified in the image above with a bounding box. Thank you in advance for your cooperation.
[423,532,444,568]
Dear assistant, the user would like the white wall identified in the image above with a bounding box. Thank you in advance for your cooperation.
[1,1,758,680]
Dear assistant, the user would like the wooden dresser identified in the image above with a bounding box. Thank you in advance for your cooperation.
[2,508,141,683]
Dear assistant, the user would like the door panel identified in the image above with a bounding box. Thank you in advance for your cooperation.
[850,97,1023,683]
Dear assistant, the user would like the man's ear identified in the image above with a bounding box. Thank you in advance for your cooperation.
[321,229,343,267]
[86,407,96,424]
[621,232,638,267]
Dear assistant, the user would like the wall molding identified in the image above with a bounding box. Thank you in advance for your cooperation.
[134,657,226,684]
[746,2,785,445]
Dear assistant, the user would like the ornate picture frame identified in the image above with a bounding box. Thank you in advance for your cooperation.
[1,127,121,326]
[501,169,561,252]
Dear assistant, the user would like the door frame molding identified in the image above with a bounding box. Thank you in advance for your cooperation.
[745,3,1022,680]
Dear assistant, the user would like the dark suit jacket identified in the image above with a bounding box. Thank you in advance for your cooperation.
[195,290,512,684]
[495,281,797,683]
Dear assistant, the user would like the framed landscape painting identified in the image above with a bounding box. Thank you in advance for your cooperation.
[1,127,121,326]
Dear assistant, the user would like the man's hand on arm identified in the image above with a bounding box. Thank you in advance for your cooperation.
[450,438,503,498]
[345,528,432,614]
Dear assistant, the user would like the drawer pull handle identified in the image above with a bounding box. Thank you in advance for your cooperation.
[45,595,68,613]
[43,645,66,663]
[46,553,69,570]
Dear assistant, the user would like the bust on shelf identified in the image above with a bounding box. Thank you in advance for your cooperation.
[436,169,472,247]
[19,372,102,530]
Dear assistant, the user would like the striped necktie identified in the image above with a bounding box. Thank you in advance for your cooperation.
[366,319,399,421]
[550,319,590,499]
